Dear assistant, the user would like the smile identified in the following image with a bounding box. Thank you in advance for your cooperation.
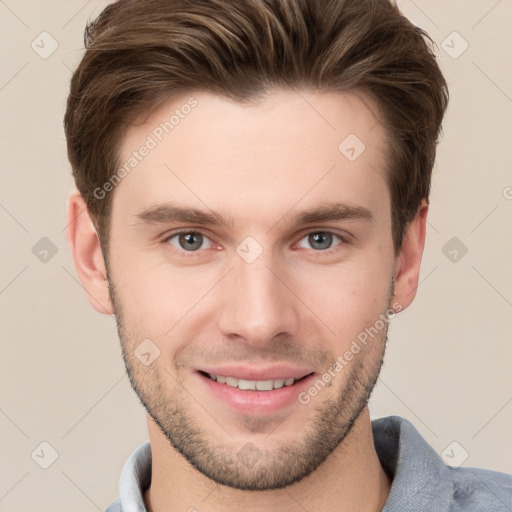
[206,373,299,391]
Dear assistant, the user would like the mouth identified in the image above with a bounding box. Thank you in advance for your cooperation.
[198,370,313,391]
[195,367,317,415]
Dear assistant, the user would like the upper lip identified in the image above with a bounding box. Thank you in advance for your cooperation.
[198,365,314,381]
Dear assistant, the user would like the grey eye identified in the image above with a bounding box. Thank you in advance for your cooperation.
[168,232,212,251]
[298,232,342,251]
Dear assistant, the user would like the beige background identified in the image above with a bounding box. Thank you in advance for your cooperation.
[1,1,511,511]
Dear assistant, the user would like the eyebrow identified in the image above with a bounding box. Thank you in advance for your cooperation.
[132,201,373,230]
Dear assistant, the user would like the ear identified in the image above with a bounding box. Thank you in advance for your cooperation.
[65,192,114,315]
[391,200,428,312]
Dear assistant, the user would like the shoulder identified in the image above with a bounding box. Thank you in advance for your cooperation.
[372,416,512,511]
[447,465,512,511]
[104,498,122,512]
[102,441,152,512]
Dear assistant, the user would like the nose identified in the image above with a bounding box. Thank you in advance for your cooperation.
[216,256,299,348]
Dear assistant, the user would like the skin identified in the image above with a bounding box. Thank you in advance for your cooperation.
[67,89,428,512]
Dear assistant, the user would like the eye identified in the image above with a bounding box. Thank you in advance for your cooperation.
[298,232,343,251]
[166,231,213,252]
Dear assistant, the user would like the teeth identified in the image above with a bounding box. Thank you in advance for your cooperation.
[208,374,298,391]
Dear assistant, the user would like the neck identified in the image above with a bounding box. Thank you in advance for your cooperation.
[144,407,390,512]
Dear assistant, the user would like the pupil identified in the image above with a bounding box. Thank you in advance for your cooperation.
[179,232,202,250]
[309,232,332,250]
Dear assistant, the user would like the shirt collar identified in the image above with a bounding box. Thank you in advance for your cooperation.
[372,415,453,510]
[118,441,152,512]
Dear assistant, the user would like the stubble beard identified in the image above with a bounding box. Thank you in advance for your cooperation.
[108,275,390,490]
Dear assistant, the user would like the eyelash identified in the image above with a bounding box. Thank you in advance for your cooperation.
[162,229,348,257]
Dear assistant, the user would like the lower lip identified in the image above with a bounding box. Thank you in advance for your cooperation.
[196,372,317,415]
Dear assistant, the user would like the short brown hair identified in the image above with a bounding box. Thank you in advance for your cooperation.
[65,0,448,254]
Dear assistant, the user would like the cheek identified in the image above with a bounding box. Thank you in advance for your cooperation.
[111,256,220,338]
[292,259,392,342]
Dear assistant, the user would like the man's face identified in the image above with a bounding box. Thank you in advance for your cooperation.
[107,89,398,489]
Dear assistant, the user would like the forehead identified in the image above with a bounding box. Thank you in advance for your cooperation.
[113,88,390,226]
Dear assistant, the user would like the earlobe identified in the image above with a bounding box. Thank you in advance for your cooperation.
[391,200,428,312]
[66,192,114,315]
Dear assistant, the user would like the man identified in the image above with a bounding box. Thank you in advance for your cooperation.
[64,0,512,510]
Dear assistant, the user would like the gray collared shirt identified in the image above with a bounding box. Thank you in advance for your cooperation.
[105,416,512,511]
